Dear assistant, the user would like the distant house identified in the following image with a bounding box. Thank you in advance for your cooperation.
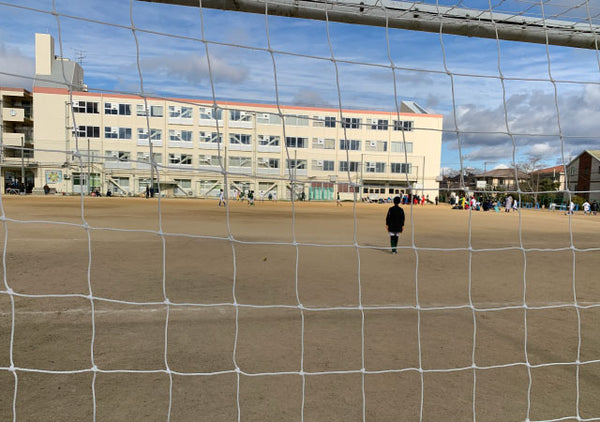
[477,168,529,191]
[565,150,600,201]
[439,171,478,200]
[530,165,566,191]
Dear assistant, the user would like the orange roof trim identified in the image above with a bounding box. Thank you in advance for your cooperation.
[32,86,442,118]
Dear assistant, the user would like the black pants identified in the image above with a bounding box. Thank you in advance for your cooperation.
[390,235,398,252]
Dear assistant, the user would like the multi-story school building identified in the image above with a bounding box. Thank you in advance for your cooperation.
[1,34,443,201]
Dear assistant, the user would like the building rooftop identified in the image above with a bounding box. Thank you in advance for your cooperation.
[532,165,565,175]
[479,168,529,179]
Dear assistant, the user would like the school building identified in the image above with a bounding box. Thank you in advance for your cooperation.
[1,33,443,201]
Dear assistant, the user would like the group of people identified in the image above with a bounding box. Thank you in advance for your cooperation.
[219,188,280,206]
[582,200,599,215]
[568,200,599,215]
[365,193,436,206]
[5,179,32,194]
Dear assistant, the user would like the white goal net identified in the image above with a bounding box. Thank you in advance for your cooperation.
[0,0,599,421]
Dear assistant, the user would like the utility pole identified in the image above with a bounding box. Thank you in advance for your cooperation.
[87,138,91,194]
[21,135,25,194]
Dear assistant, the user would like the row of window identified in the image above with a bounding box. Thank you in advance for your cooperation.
[104,151,412,173]
[73,101,414,131]
[76,126,413,153]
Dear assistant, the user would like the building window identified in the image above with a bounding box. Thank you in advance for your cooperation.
[258,135,280,146]
[286,159,307,170]
[169,153,192,165]
[311,138,336,150]
[136,104,148,116]
[169,106,193,119]
[199,154,223,166]
[199,107,223,120]
[229,156,252,167]
[342,117,361,129]
[365,162,386,173]
[106,150,131,162]
[199,132,222,143]
[390,141,413,153]
[285,137,308,148]
[229,133,251,145]
[151,106,163,117]
[76,126,100,138]
[312,160,335,171]
[340,139,361,151]
[369,119,388,130]
[137,128,162,141]
[339,161,360,172]
[137,152,162,165]
[105,127,132,140]
[315,116,336,128]
[256,113,282,125]
[175,179,192,188]
[136,104,163,117]
[391,163,412,174]
[366,140,387,152]
[258,158,279,169]
[73,101,98,114]
[150,129,162,141]
[393,120,413,131]
[105,103,131,115]
[169,130,193,142]
[229,110,252,123]
[284,114,309,126]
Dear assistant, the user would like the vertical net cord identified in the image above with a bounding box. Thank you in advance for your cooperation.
[322,3,366,420]
[263,3,304,419]
[538,3,581,421]
[434,3,480,420]
[194,0,242,419]
[378,1,424,418]
[481,1,535,419]
[580,6,598,420]
[435,8,462,422]
[52,2,100,420]
[1,169,16,422]
[128,2,172,421]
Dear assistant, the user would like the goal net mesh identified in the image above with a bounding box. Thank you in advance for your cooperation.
[1,0,599,421]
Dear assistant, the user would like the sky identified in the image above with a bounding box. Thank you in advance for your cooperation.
[1,0,600,172]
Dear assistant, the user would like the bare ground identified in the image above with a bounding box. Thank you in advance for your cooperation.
[0,196,599,421]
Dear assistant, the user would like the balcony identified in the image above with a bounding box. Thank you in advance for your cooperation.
[2,107,32,122]
[2,133,32,147]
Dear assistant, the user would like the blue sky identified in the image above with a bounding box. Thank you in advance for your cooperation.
[1,0,600,172]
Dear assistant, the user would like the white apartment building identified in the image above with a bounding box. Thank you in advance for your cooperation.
[3,34,443,201]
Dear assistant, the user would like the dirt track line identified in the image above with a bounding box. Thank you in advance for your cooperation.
[2,301,596,317]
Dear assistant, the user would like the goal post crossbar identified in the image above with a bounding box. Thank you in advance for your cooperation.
[140,0,600,50]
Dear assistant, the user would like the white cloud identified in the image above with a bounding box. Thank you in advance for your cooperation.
[527,143,559,158]
[137,54,248,85]
[0,40,34,89]
[291,89,332,107]
[443,85,600,166]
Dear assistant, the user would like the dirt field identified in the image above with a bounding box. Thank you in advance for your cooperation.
[0,196,598,421]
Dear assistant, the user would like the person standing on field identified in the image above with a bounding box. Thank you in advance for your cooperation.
[583,200,591,215]
[385,196,405,254]
[505,195,513,213]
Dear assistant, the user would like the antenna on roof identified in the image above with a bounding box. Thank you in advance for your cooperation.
[73,49,86,67]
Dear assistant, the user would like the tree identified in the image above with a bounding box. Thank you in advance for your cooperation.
[517,158,543,203]
[537,178,561,207]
